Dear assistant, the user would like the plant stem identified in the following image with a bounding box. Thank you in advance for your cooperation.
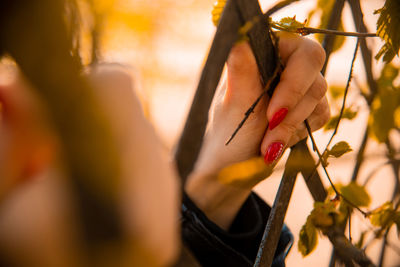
[305,122,368,216]
[271,24,377,37]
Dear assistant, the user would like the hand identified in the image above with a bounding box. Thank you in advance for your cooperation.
[0,78,56,201]
[186,33,330,229]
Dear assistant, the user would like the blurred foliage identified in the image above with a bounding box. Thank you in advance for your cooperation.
[300,181,371,257]
[369,63,400,143]
[328,85,345,100]
[217,157,273,187]
[211,0,227,26]
[307,0,345,53]
[369,201,400,237]
[374,0,400,62]
[324,108,358,131]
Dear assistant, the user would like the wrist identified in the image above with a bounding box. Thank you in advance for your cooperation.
[185,169,252,230]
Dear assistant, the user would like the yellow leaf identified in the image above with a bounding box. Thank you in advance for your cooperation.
[298,219,318,257]
[310,202,336,228]
[217,157,273,187]
[328,141,352,158]
[340,182,371,207]
[273,16,306,32]
[324,108,358,131]
[370,201,395,228]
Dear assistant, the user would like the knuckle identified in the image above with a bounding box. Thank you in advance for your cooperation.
[308,41,326,69]
[316,104,331,128]
[278,120,299,136]
[311,77,328,101]
[286,86,305,108]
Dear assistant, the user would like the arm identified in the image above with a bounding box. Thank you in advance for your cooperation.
[186,33,330,230]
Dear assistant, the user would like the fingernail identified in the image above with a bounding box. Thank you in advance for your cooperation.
[264,142,284,164]
[269,108,288,130]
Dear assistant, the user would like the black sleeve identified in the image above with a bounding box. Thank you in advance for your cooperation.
[181,192,293,267]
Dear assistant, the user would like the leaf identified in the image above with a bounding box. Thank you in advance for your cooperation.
[370,201,395,228]
[310,202,337,228]
[369,64,400,142]
[211,0,227,26]
[273,16,306,32]
[340,182,371,207]
[327,141,352,158]
[324,108,358,131]
[329,85,345,99]
[374,0,400,62]
[298,219,318,256]
[217,157,273,187]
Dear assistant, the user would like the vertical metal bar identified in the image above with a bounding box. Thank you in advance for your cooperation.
[174,0,242,185]
[254,143,303,267]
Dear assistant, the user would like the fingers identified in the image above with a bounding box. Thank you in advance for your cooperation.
[266,33,326,128]
[261,88,329,164]
[287,97,330,147]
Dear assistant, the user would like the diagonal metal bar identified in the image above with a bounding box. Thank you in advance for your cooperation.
[298,141,327,202]
[174,0,242,184]
[254,142,303,267]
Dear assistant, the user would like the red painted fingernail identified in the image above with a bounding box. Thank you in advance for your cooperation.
[264,142,284,164]
[269,108,288,130]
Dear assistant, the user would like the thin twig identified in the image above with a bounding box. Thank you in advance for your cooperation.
[225,66,280,145]
[307,38,360,181]
[298,27,376,37]
[325,38,360,150]
[305,121,368,216]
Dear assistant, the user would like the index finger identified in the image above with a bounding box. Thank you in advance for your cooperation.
[266,33,326,125]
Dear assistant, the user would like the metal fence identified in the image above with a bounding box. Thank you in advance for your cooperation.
[174,0,378,266]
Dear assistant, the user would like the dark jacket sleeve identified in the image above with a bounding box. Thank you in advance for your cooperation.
[181,192,293,267]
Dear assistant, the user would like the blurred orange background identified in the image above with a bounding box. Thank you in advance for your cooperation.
[1,0,399,266]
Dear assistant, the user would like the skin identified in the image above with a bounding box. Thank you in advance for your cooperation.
[0,33,329,266]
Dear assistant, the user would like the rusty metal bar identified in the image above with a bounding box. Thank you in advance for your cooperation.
[174,0,242,184]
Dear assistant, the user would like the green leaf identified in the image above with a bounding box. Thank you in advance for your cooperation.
[298,219,318,256]
[340,182,371,207]
[328,141,352,158]
[375,0,400,62]
[370,201,395,228]
[369,64,400,143]
[324,108,358,131]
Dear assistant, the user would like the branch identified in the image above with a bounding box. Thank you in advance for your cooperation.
[351,125,369,181]
[297,27,376,37]
[321,0,346,75]
[325,38,360,151]
[326,227,376,267]
[225,67,279,145]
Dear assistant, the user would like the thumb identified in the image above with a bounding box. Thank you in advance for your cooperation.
[225,42,264,106]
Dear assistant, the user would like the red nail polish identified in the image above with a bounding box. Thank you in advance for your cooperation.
[269,108,288,130]
[264,142,284,164]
